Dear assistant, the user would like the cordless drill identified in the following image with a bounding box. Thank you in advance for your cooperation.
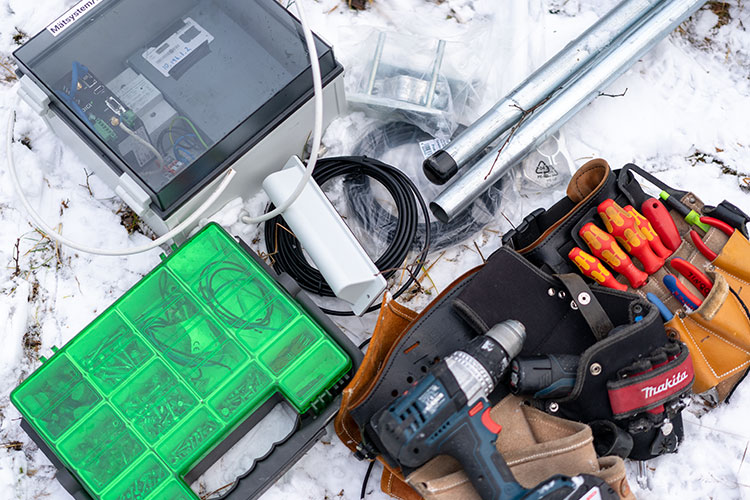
[368,320,616,500]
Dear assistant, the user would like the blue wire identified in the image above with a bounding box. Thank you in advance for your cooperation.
[58,61,90,123]
[174,134,199,150]
[174,146,194,164]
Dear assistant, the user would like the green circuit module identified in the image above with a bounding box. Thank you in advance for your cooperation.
[11,223,352,499]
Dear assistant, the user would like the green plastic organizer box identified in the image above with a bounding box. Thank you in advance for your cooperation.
[11,223,359,500]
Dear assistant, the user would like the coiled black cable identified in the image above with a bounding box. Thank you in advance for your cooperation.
[351,121,502,251]
[265,156,430,316]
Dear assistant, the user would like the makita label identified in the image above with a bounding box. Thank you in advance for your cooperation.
[608,351,694,416]
[641,370,690,399]
[47,0,104,37]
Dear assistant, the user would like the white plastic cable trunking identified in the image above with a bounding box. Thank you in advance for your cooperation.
[263,156,387,316]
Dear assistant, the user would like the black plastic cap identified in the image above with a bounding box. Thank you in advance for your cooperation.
[423,150,458,185]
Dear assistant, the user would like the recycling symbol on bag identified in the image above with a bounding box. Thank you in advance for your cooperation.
[535,160,558,179]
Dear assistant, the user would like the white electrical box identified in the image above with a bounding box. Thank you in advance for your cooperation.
[14,0,345,239]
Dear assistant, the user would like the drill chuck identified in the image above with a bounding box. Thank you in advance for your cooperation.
[445,320,526,405]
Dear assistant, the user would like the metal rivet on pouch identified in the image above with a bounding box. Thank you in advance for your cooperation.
[661,421,673,435]
[558,291,566,299]
[548,288,556,296]
[590,363,602,376]
[689,196,696,204]
[577,292,590,305]
[570,300,578,310]
[547,402,559,413]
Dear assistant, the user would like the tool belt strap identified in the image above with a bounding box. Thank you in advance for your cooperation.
[607,344,693,419]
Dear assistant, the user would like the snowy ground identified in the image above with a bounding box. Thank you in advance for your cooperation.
[1,0,750,499]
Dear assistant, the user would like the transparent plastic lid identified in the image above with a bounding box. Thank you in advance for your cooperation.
[14,0,339,214]
[11,223,351,499]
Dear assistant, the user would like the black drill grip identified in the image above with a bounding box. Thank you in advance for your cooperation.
[510,354,579,399]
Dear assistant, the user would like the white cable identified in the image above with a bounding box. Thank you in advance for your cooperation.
[240,0,323,225]
[6,108,237,256]
[118,121,166,168]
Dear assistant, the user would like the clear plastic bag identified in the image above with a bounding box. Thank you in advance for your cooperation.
[515,131,576,194]
[341,27,486,140]
[500,130,578,227]
[318,119,502,256]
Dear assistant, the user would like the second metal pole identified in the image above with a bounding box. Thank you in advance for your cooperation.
[422,0,662,185]
[430,0,706,223]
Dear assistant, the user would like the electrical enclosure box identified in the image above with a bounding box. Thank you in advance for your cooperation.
[11,223,360,500]
[14,0,345,238]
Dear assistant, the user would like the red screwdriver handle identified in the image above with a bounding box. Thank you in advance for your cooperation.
[624,205,672,259]
[568,247,628,291]
[579,223,648,288]
[598,199,665,274]
[641,198,682,251]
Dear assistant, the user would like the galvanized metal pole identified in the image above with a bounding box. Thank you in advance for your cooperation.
[430,0,706,223]
[423,0,662,185]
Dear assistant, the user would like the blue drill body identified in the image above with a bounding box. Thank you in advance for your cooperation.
[369,321,616,500]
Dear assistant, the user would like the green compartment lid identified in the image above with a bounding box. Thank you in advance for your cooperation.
[11,223,352,499]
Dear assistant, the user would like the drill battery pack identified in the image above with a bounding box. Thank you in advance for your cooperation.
[11,223,362,500]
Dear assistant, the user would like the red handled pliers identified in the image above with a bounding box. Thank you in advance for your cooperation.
[689,216,734,261]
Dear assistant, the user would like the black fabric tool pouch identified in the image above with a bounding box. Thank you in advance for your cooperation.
[452,248,693,461]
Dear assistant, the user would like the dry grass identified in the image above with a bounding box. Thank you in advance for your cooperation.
[687,149,750,193]
[0,58,17,84]
[347,0,372,10]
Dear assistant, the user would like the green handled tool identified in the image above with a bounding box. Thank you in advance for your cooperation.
[658,191,710,232]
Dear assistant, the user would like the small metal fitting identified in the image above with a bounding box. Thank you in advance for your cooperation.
[548,288,556,296]
[558,290,566,299]
[661,421,674,436]
[577,292,591,305]
[590,363,602,376]
[547,402,559,413]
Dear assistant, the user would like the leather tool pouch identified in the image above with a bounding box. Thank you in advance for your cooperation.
[406,395,635,500]
[335,245,687,499]
[502,159,750,403]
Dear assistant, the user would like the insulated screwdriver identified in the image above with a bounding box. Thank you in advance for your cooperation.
[659,191,711,232]
[598,200,665,274]
[624,204,672,259]
[646,292,674,322]
[568,247,627,291]
[580,223,648,288]
[641,198,682,252]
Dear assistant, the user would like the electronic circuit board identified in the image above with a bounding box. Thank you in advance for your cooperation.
[55,63,158,165]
